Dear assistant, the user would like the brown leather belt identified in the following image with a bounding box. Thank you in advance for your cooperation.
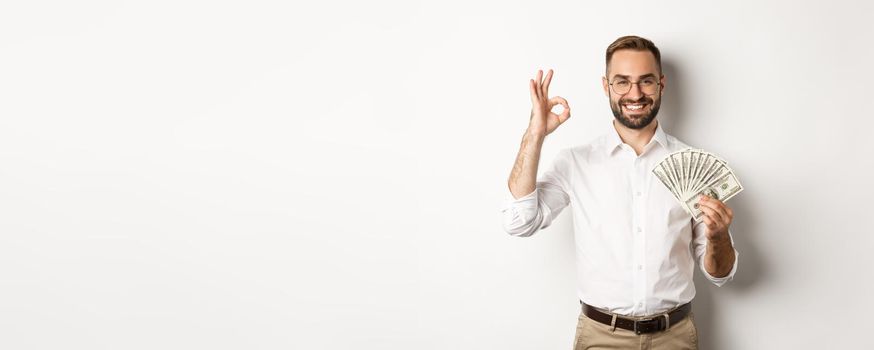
[580,301,691,335]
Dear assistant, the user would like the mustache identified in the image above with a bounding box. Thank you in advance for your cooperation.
[618,97,653,105]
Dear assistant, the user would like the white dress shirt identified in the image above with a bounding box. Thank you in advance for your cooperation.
[501,121,738,317]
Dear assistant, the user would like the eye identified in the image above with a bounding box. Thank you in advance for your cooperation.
[641,78,657,86]
[614,80,630,87]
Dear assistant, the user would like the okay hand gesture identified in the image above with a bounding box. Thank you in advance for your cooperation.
[528,69,571,136]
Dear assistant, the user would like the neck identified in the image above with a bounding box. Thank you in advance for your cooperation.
[613,119,658,155]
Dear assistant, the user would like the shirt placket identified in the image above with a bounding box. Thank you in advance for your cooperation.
[631,154,647,316]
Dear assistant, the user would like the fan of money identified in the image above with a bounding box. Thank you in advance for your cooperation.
[651,149,744,221]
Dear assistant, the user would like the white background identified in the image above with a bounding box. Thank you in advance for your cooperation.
[1,0,872,349]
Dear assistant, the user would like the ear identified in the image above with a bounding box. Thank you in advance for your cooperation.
[659,74,667,92]
[602,76,610,97]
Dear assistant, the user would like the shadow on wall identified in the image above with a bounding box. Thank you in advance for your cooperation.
[662,58,767,350]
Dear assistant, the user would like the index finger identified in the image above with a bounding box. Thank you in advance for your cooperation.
[529,79,539,102]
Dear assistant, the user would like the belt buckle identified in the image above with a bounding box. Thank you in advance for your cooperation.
[633,317,663,335]
[633,319,649,335]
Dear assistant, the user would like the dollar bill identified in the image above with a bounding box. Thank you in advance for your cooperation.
[682,150,692,194]
[653,165,680,200]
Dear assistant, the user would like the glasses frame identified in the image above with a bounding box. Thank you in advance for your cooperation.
[608,77,663,96]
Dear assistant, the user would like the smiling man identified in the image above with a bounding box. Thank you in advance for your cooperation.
[501,36,738,350]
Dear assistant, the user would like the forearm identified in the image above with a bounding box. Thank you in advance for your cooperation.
[508,130,546,199]
[703,233,736,278]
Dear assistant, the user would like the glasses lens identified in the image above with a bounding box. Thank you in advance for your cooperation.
[612,80,630,94]
[640,78,658,95]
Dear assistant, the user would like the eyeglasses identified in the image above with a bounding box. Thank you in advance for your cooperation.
[608,76,661,95]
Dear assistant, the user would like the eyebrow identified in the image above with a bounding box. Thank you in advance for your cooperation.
[611,73,659,80]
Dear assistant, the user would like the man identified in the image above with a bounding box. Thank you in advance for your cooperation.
[501,36,738,350]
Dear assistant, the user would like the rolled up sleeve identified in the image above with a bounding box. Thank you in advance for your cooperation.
[500,151,572,237]
[500,182,570,237]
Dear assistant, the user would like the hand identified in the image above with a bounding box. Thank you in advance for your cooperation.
[528,69,571,136]
[697,195,734,241]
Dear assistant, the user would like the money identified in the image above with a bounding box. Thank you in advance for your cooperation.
[652,149,744,221]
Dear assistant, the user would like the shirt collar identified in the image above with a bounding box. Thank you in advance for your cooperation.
[603,120,669,156]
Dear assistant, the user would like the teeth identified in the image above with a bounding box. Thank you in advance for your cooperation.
[625,104,645,110]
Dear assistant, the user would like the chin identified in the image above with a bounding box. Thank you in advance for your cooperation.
[616,114,656,130]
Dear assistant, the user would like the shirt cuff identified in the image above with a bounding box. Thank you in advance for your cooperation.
[501,188,537,208]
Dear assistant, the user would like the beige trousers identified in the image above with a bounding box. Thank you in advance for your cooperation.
[573,309,698,350]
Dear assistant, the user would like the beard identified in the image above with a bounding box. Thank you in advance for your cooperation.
[610,94,661,130]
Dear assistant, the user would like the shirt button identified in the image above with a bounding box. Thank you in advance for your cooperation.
[637,302,643,307]
[636,191,642,196]
[636,227,642,233]
[638,265,642,270]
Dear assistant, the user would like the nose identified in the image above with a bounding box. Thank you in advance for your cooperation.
[625,82,644,100]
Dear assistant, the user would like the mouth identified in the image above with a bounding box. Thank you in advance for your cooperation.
[621,102,650,114]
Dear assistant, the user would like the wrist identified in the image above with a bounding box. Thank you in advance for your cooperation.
[524,128,547,140]
[707,231,731,246]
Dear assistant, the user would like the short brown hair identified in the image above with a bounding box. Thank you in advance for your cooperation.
[606,35,662,75]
